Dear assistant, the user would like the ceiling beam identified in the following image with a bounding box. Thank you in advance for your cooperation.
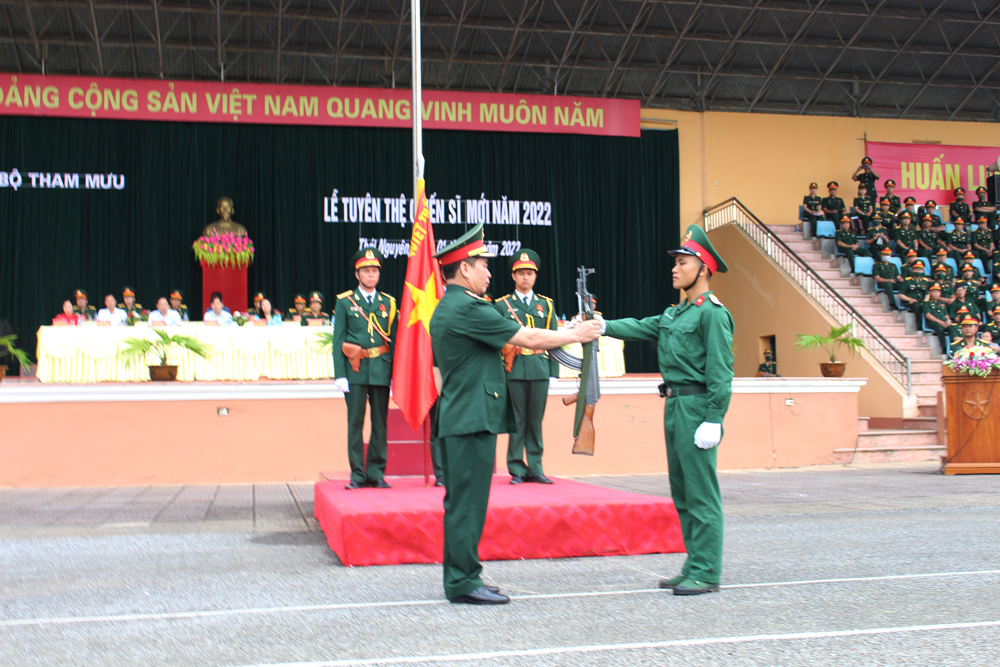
[88,0,102,74]
[699,0,764,104]
[601,0,650,96]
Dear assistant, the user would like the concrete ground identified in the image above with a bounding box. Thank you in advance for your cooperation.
[1,462,998,666]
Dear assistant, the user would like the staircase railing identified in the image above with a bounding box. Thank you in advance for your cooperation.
[704,198,912,394]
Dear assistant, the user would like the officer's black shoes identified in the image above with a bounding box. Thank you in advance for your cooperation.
[434,478,445,487]
[370,479,392,489]
[509,475,525,485]
[672,578,720,596]
[448,586,510,605]
[527,474,554,485]
[658,574,688,589]
[485,585,500,593]
[345,481,363,490]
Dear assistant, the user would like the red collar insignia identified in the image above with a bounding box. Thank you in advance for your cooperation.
[694,295,706,307]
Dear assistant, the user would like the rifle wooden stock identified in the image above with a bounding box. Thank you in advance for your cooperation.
[501,343,521,373]
[572,403,596,456]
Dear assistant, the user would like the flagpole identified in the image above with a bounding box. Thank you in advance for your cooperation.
[411,0,430,485]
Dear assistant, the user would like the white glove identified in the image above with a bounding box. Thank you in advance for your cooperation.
[593,313,606,335]
[334,377,350,393]
[549,377,560,389]
[694,422,721,450]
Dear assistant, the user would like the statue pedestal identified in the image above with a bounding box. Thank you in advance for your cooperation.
[201,262,248,317]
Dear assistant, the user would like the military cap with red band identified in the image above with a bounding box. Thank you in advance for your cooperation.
[169,289,184,300]
[510,249,540,272]
[122,287,135,298]
[669,224,728,275]
[434,222,497,265]
[352,247,384,270]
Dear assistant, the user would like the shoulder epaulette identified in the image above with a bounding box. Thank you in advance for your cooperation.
[539,294,553,303]
[465,290,489,302]
[88,305,96,311]
[380,292,395,303]
[496,294,511,302]
[337,290,353,299]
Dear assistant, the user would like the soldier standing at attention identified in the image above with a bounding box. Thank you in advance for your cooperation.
[429,224,601,605]
[821,182,846,223]
[494,250,559,485]
[600,225,734,596]
[333,249,397,490]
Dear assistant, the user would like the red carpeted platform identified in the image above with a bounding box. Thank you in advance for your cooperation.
[313,476,684,567]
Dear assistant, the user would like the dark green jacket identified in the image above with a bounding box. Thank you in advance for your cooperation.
[494,292,559,380]
[604,291,734,424]
[430,284,521,438]
[332,288,397,385]
[803,195,822,214]
[872,261,899,281]
[950,201,972,224]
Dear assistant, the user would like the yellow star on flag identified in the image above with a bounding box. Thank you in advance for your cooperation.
[406,273,440,333]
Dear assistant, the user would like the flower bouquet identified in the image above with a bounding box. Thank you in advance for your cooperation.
[232,311,249,327]
[192,231,255,269]
[127,309,149,326]
[944,345,1000,377]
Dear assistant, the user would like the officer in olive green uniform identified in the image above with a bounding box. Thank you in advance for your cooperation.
[429,224,601,605]
[802,182,823,226]
[883,180,901,214]
[898,263,929,316]
[973,186,997,228]
[853,186,873,232]
[603,225,734,596]
[946,220,971,262]
[917,217,942,259]
[333,249,397,490]
[852,156,880,210]
[494,249,558,484]
[72,289,97,321]
[972,217,995,264]
[302,291,331,325]
[118,287,143,323]
[755,348,778,377]
[918,200,941,227]
[866,218,892,256]
[922,283,952,352]
[872,248,901,309]
[900,250,922,279]
[985,306,1000,342]
[950,188,973,225]
[950,314,989,356]
[288,294,308,323]
[821,182,846,222]
[169,290,190,322]
[835,216,867,271]
[894,214,918,258]
[948,285,981,334]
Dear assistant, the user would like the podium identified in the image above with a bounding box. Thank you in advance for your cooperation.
[201,262,248,316]
[942,366,1000,474]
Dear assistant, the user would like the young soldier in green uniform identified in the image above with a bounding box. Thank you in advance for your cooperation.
[894,213,918,258]
[169,290,189,322]
[601,225,734,596]
[959,252,987,287]
[821,182,846,223]
[883,180,901,214]
[918,199,942,227]
[873,198,896,230]
[118,287,143,323]
[933,264,956,305]
[973,186,997,228]
[957,264,987,312]
[950,188,973,224]
[972,217,995,264]
[945,220,971,262]
[287,294,307,323]
[333,249,397,490]
[493,250,558,485]
[948,285,981,335]
[302,292,331,325]
[898,262,928,317]
[429,224,601,605]
[835,216,867,272]
[922,283,952,353]
[985,306,1000,342]
[917,216,942,259]
[802,182,823,226]
[866,217,892,256]
[853,185,873,232]
[72,289,97,321]
[930,248,954,280]
[852,156,879,210]
[872,248,902,309]
[755,348,778,377]
[900,249,922,279]
[950,314,989,356]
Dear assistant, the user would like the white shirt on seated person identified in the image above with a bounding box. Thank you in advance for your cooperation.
[203,309,234,326]
[96,295,128,326]
[148,299,182,326]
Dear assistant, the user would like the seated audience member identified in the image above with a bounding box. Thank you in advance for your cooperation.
[946,220,971,262]
[918,199,942,226]
[883,179,901,213]
[950,188,973,224]
[866,216,892,255]
[821,182,846,222]
[980,330,1000,352]
[148,297,182,326]
[900,249,921,278]
[852,185,872,232]
[258,299,283,326]
[985,306,1000,342]
[118,287,143,320]
[872,248,903,309]
[302,291,331,325]
[873,198,896,229]
[894,213,917,258]
[96,293,128,326]
[901,197,920,228]
[957,263,987,311]
[960,251,986,286]
[973,186,997,227]
[288,294,307,323]
[52,300,80,326]
[948,285,981,329]
[835,216,868,271]
[990,285,1000,311]
[204,292,234,326]
[852,156,879,209]
[169,290,190,321]
[922,283,952,352]
[950,314,989,356]
[972,217,994,263]
[917,215,941,259]
[72,289,96,321]
[898,263,929,317]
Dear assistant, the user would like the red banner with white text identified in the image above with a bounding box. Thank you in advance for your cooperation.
[0,73,639,137]
[864,141,1000,205]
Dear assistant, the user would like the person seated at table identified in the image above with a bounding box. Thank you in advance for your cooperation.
[257,299,283,326]
[118,287,143,321]
[96,293,128,326]
[287,294,307,323]
[52,300,80,326]
[148,296,182,326]
[169,290,190,322]
[302,291,331,325]
[72,289,96,321]
[250,292,266,318]
[204,292,234,326]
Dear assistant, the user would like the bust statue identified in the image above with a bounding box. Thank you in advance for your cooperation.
[203,197,248,237]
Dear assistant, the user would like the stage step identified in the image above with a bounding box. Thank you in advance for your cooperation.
[836,429,942,464]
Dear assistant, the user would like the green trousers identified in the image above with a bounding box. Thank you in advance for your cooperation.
[506,379,549,477]
[429,401,443,479]
[440,430,496,599]
[664,394,724,584]
[345,383,389,485]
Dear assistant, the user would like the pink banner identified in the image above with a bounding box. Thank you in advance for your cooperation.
[865,141,1000,205]
[0,73,639,137]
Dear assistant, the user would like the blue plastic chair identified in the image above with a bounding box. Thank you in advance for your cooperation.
[889,257,903,272]
[946,258,959,275]
[945,223,955,233]
[854,256,874,276]
[815,219,837,238]
[974,258,986,276]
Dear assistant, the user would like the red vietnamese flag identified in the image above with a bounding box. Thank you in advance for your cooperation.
[392,179,445,429]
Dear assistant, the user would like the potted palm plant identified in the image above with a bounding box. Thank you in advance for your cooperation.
[794,323,866,378]
[118,328,213,381]
[0,334,32,381]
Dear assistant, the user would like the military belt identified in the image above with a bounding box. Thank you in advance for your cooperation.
[663,383,708,398]
[366,344,390,359]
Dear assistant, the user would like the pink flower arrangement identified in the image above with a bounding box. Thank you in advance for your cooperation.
[945,345,1000,377]
[192,231,255,268]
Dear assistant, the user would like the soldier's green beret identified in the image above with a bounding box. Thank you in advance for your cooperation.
[510,249,540,272]
[352,247,384,270]
[434,222,496,264]
[669,224,728,274]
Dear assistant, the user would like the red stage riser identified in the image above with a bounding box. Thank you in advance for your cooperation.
[201,263,249,316]
[314,477,684,567]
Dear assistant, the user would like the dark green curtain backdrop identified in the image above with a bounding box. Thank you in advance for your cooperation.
[0,117,679,373]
